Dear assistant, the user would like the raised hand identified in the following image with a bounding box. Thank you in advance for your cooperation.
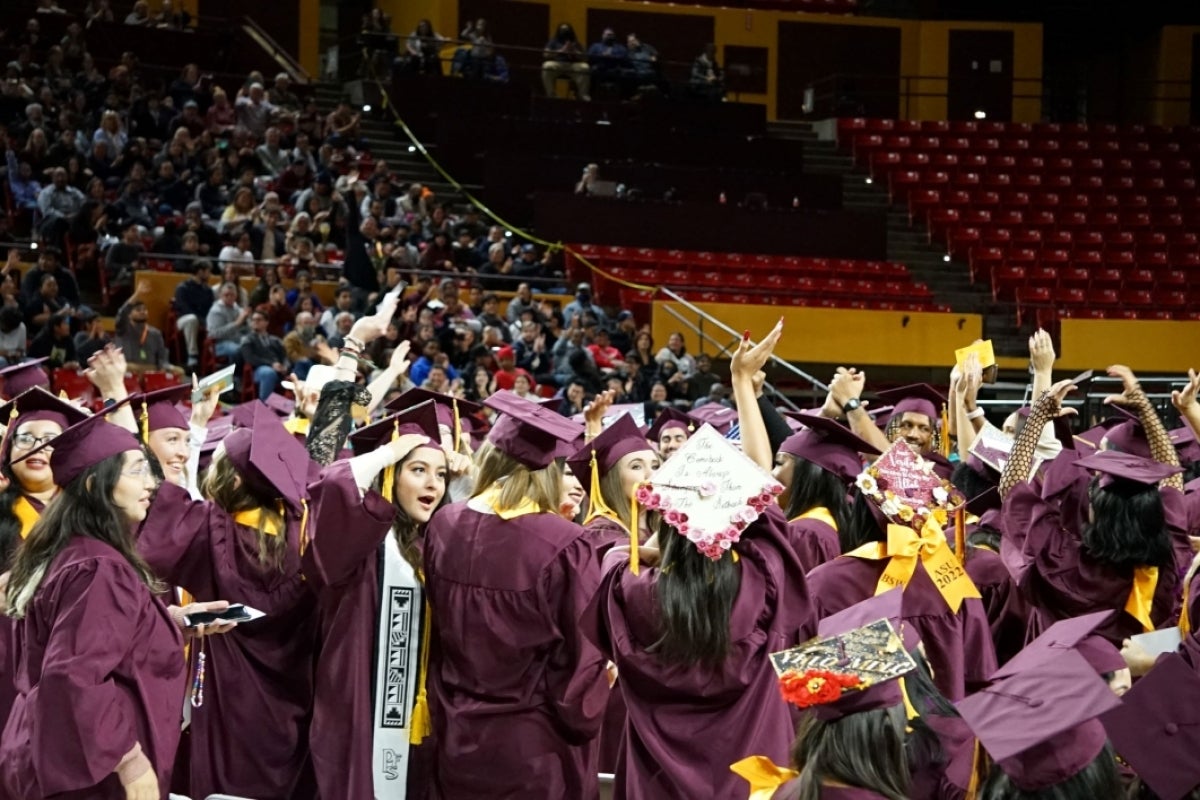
[1171,368,1200,413]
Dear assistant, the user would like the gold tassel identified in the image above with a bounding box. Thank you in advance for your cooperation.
[381,420,400,502]
[899,675,920,730]
[940,403,951,458]
[629,481,640,576]
[452,399,462,452]
[955,506,966,564]
[139,402,150,445]
[409,599,434,744]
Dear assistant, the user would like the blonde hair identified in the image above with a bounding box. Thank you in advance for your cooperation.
[471,441,562,514]
[201,448,287,570]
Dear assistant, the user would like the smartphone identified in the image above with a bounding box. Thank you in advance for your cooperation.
[184,604,252,627]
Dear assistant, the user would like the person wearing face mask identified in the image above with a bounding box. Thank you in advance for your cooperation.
[303,400,450,800]
[1,403,234,800]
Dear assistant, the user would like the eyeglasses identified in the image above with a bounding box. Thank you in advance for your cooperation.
[12,433,56,451]
[121,462,153,478]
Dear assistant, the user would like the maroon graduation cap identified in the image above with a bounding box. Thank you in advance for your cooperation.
[778,413,880,484]
[483,390,584,469]
[222,402,314,512]
[0,358,51,399]
[875,384,946,427]
[14,398,139,488]
[566,414,651,491]
[646,407,698,444]
[130,384,191,439]
[349,399,440,456]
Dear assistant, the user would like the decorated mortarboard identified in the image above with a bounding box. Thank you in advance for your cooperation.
[875,384,947,427]
[130,384,191,442]
[852,441,978,612]
[0,358,51,399]
[636,424,782,568]
[687,403,738,437]
[483,390,585,469]
[1102,654,1200,800]
[221,403,314,513]
[990,610,1115,680]
[770,597,916,721]
[645,407,697,444]
[566,414,652,497]
[779,414,880,484]
[13,398,139,488]
[957,650,1121,791]
[817,585,920,653]
[1073,449,1183,488]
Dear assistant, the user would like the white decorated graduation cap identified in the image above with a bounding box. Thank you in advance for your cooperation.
[640,424,782,561]
[483,390,584,469]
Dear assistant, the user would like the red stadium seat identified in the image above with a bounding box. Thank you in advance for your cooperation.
[970,246,1005,284]
[1122,268,1155,290]
[1057,265,1090,288]
[1015,286,1054,327]
[991,265,1026,300]
[1090,267,1124,288]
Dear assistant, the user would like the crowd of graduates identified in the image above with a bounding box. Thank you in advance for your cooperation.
[0,280,1199,800]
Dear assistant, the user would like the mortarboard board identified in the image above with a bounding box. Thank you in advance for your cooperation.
[991,610,1115,680]
[876,384,946,427]
[1073,449,1183,488]
[229,400,269,429]
[130,384,191,440]
[1170,425,1200,466]
[483,390,585,470]
[387,387,485,450]
[779,414,880,484]
[221,403,314,512]
[349,399,440,456]
[0,386,90,433]
[1102,653,1200,800]
[1074,636,1125,675]
[956,649,1121,791]
[1074,414,1126,450]
[537,396,563,414]
[816,586,919,651]
[646,407,697,444]
[264,392,296,418]
[771,603,915,721]
[14,398,139,488]
[565,414,653,493]
[687,403,738,436]
[0,358,51,399]
[869,404,895,431]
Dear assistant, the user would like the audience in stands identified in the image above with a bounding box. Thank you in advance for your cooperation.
[689,43,725,102]
[542,23,591,102]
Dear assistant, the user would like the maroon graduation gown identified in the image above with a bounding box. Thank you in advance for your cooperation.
[136,478,336,800]
[581,505,817,800]
[299,461,402,800]
[805,555,996,701]
[786,515,841,572]
[0,537,185,799]
[582,516,633,776]
[422,503,609,800]
[0,494,47,743]
[1000,481,1185,645]
[909,713,975,800]
[964,546,1030,666]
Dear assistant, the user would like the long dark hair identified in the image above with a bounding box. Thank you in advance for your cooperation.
[904,649,959,775]
[6,452,161,618]
[790,704,910,800]
[1082,477,1172,569]
[652,517,741,668]
[783,456,853,533]
[978,743,1121,800]
[838,488,887,553]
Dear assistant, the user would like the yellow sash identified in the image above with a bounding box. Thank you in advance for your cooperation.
[233,508,282,536]
[13,496,41,540]
[283,417,310,436]
[793,506,837,531]
[476,485,542,520]
[845,519,981,613]
[730,756,798,800]
[1125,566,1158,633]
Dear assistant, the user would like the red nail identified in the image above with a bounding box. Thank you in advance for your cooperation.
[743,329,751,341]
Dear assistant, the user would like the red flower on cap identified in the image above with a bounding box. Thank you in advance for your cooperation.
[779,669,864,709]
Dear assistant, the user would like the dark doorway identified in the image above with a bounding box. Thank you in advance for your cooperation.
[1191,33,1200,123]
[947,29,1014,122]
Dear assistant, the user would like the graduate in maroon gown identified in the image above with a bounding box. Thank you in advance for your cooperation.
[804,440,995,701]
[136,403,356,799]
[566,405,662,774]
[0,405,228,799]
[0,388,89,740]
[129,382,218,497]
[583,323,817,800]
[645,407,697,461]
[734,591,920,800]
[957,647,1123,798]
[0,359,51,401]
[422,390,608,799]
[303,400,449,800]
[999,368,1186,647]
[772,414,879,571]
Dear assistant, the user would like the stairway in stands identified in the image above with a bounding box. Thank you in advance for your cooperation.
[314,82,470,208]
[767,120,1024,354]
